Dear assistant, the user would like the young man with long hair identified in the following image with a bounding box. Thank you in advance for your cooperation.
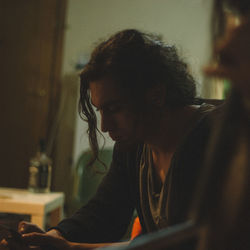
[6,29,218,250]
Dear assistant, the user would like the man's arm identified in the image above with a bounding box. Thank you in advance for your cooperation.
[17,143,138,247]
[54,144,136,243]
[22,231,130,249]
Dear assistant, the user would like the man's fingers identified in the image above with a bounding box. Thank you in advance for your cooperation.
[18,222,44,234]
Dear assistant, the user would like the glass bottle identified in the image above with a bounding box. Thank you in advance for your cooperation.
[28,140,52,193]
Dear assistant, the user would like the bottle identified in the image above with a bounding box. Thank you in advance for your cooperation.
[28,140,52,193]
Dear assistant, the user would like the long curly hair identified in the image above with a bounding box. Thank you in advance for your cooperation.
[79,29,196,166]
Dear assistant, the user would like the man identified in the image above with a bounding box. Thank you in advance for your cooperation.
[2,29,217,249]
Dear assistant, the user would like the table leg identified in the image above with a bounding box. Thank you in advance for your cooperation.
[49,206,63,227]
[31,214,45,230]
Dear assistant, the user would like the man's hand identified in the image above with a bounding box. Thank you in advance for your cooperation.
[15,221,128,249]
[0,223,32,250]
[22,233,71,250]
[18,221,45,235]
[22,232,130,250]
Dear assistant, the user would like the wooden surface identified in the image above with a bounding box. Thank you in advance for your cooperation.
[0,187,64,229]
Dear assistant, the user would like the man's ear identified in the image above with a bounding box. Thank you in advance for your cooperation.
[146,84,166,107]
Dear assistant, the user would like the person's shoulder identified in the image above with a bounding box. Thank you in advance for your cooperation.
[195,98,225,120]
[189,101,220,135]
[199,103,216,114]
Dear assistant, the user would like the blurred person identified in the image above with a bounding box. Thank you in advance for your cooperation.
[204,0,250,99]
[0,29,220,250]
[188,1,250,250]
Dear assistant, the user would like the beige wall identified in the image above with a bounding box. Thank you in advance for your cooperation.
[61,0,213,165]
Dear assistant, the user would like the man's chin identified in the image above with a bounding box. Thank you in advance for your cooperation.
[115,138,141,151]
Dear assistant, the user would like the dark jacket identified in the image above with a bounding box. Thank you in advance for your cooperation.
[55,105,217,243]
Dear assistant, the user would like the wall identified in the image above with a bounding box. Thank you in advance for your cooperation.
[61,0,213,165]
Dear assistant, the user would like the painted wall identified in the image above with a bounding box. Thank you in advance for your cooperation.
[61,0,213,165]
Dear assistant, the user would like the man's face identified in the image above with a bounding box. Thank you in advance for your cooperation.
[89,77,142,144]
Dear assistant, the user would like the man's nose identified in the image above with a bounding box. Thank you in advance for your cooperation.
[100,112,111,133]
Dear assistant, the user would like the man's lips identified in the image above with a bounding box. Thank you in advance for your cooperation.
[109,133,121,141]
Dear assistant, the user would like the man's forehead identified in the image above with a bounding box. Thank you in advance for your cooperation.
[89,79,125,108]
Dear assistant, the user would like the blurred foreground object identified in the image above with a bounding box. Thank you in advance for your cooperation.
[193,0,250,249]
[191,90,250,250]
[204,0,250,99]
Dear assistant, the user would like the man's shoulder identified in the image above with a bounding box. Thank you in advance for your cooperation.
[184,102,219,144]
[199,101,225,124]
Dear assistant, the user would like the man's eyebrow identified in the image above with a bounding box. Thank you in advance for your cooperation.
[91,100,122,110]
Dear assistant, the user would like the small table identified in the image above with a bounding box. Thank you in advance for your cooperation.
[0,187,64,230]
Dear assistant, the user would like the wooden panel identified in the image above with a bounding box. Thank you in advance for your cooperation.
[0,0,67,188]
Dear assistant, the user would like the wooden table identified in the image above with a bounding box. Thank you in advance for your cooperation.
[0,187,64,229]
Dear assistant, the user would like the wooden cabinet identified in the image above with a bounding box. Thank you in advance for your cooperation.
[0,0,67,188]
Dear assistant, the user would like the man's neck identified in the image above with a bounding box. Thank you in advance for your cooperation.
[147,106,197,151]
[145,105,200,182]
